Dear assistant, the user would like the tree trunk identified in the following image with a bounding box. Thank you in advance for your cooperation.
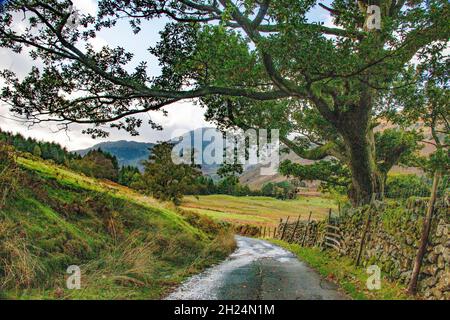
[408,171,441,295]
[332,87,382,206]
[342,130,381,206]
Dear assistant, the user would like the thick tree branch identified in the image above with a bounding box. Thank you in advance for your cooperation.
[280,136,346,161]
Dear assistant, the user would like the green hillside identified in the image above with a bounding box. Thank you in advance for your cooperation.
[0,149,235,300]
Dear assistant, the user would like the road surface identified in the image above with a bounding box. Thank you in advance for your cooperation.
[166,236,349,300]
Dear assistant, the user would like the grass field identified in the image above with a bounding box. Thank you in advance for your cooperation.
[181,194,338,227]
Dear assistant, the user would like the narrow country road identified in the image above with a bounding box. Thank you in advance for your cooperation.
[166,236,349,300]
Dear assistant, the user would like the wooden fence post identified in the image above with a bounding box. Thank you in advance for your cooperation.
[408,171,441,295]
[280,216,290,240]
[273,227,277,239]
[289,215,302,243]
[301,211,313,247]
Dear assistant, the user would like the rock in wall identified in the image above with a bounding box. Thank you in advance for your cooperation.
[338,198,449,300]
[277,197,449,300]
[276,219,324,246]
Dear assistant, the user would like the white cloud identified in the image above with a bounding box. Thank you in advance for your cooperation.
[0,50,13,70]
[72,0,97,16]
[0,1,213,150]
[0,100,212,151]
[322,13,336,29]
[0,107,95,150]
[88,36,109,51]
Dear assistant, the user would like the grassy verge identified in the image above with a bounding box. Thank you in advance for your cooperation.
[1,155,236,300]
[270,240,411,300]
[182,194,337,227]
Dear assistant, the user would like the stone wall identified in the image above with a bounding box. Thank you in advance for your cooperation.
[276,220,324,247]
[277,197,449,300]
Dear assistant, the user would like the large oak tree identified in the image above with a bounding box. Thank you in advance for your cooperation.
[0,0,448,204]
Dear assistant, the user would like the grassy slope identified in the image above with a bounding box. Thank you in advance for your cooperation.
[181,195,337,227]
[271,240,411,300]
[0,155,235,300]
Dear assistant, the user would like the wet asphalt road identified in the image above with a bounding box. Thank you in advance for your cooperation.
[166,236,349,300]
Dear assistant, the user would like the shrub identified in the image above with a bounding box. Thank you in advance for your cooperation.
[176,208,225,235]
[385,174,430,199]
[68,149,119,181]
[0,142,19,208]
[261,181,297,200]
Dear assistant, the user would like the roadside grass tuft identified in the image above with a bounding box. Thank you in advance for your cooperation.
[0,220,45,290]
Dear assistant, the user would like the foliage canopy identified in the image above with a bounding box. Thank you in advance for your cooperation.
[0,0,448,204]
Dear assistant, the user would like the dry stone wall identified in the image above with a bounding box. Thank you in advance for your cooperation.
[277,197,449,300]
[276,220,324,247]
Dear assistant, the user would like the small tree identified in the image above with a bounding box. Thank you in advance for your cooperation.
[390,56,450,296]
[216,161,245,196]
[32,145,42,158]
[69,149,119,181]
[261,182,275,197]
[188,176,217,195]
[141,142,201,205]
[261,181,297,200]
[118,165,141,187]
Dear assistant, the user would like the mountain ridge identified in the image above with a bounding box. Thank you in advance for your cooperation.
[73,128,220,175]
[74,140,155,170]
[73,127,298,185]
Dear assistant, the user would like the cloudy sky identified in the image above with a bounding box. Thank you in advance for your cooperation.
[0,0,332,150]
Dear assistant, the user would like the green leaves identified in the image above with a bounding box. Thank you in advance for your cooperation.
[192,25,260,87]
[0,0,448,203]
[375,129,423,174]
[380,40,449,174]
[279,159,351,190]
[149,23,200,90]
[140,142,201,205]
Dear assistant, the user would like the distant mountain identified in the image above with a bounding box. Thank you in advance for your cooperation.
[74,140,155,170]
[74,128,222,175]
[239,150,318,190]
[74,128,301,184]
[170,127,222,178]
